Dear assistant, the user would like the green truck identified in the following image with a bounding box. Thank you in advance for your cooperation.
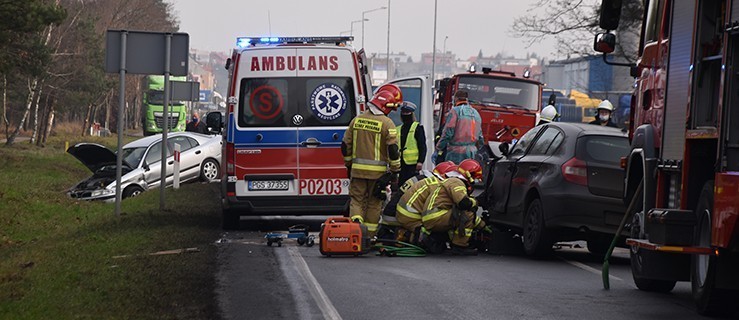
[142,75,188,136]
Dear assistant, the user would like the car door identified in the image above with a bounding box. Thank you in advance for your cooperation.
[143,141,173,189]
[506,127,564,216]
[489,125,544,217]
[168,135,202,181]
[382,76,435,170]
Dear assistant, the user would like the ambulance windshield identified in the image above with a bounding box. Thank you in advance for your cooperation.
[457,76,539,111]
[238,77,356,127]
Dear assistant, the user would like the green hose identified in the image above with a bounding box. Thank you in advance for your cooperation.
[602,179,643,290]
[373,239,427,257]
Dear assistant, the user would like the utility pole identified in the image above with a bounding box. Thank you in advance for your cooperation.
[431,0,438,83]
[386,0,391,78]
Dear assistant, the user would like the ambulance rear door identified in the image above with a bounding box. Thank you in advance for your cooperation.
[295,47,359,197]
[232,47,300,197]
[382,76,435,171]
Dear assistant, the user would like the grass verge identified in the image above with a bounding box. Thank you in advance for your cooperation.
[0,134,222,319]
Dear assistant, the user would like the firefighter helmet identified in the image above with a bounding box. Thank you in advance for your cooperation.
[370,84,403,115]
[457,159,483,183]
[597,100,614,112]
[540,105,559,123]
[433,161,457,177]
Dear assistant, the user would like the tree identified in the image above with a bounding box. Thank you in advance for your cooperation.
[511,0,643,62]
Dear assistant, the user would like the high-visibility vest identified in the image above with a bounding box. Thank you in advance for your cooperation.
[399,121,419,165]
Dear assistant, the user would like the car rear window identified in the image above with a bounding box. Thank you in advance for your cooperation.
[577,135,629,165]
[238,77,356,127]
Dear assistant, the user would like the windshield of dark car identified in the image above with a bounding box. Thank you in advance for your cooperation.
[121,147,146,168]
[578,136,630,165]
[457,76,539,111]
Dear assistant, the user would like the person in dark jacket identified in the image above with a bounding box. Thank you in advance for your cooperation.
[397,101,427,185]
[186,112,207,133]
[588,100,618,128]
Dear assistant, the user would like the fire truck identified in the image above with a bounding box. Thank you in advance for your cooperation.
[595,0,739,315]
[434,67,543,182]
[215,36,373,229]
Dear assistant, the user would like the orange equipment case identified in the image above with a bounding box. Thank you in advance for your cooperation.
[319,217,371,256]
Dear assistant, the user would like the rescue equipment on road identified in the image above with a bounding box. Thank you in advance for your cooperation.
[319,217,371,256]
[265,225,315,247]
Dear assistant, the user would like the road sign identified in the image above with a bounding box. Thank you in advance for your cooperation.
[171,81,200,101]
[105,30,189,75]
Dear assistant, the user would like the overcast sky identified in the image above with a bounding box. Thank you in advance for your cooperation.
[168,0,557,61]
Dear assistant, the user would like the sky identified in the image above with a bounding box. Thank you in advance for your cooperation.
[168,0,558,61]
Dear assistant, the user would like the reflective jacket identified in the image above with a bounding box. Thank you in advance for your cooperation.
[421,177,485,237]
[398,121,426,165]
[343,109,400,179]
[396,175,444,222]
[436,103,484,164]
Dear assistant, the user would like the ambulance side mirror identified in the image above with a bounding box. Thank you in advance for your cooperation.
[206,111,224,134]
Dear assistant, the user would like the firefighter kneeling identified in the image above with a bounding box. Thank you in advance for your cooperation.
[399,159,490,255]
[341,84,403,237]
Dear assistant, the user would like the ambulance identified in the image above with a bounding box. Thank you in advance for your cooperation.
[218,36,373,229]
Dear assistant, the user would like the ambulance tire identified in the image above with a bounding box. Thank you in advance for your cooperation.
[200,159,220,182]
[522,198,553,257]
[691,181,738,316]
[222,208,240,230]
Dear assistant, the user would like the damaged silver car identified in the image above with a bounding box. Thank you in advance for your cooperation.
[67,132,222,201]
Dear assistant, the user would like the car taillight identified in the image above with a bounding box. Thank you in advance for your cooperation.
[226,142,234,175]
[620,156,627,169]
[562,157,587,186]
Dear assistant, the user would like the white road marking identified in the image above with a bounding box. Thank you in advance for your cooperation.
[287,246,342,320]
[558,256,623,282]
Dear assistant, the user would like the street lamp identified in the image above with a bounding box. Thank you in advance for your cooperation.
[350,19,367,37]
[443,36,448,54]
[431,0,438,83]
[340,30,352,36]
[362,6,387,48]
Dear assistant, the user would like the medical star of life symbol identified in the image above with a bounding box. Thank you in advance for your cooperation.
[310,83,347,121]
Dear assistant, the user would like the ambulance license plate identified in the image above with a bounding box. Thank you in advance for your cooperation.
[248,180,289,191]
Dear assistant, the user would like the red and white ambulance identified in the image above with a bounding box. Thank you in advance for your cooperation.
[219,36,372,229]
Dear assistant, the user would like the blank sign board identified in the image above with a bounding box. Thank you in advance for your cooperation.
[105,30,189,76]
[170,81,200,101]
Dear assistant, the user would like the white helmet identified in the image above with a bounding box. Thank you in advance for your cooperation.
[597,100,614,112]
[540,105,559,123]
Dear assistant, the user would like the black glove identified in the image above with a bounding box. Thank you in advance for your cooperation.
[373,173,394,200]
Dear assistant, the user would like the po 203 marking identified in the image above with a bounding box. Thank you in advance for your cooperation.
[299,179,349,195]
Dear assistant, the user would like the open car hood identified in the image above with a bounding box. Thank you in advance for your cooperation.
[67,143,123,172]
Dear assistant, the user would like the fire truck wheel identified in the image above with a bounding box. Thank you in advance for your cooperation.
[222,208,240,230]
[522,198,553,257]
[200,159,220,182]
[629,211,677,293]
[691,181,738,316]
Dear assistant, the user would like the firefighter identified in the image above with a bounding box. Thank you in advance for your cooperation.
[377,161,456,240]
[395,161,458,244]
[397,101,427,185]
[420,159,489,255]
[342,84,403,237]
[538,105,559,126]
[436,90,484,164]
[589,100,618,128]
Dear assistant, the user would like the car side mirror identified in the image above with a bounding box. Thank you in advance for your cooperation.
[206,111,223,134]
[594,32,616,54]
[498,142,509,156]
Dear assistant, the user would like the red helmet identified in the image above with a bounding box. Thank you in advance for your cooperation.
[370,84,403,115]
[433,161,457,177]
[457,159,483,183]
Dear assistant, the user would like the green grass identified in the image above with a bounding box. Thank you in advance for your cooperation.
[0,135,221,319]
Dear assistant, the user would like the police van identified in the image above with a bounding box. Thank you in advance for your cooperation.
[218,36,374,229]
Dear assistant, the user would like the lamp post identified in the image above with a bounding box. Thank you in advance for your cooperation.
[443,36,448,54]
[362,6,387,48]
[350,19,366,37]
[340,30,352,36]
[431,0,438,83]
[386,0,391,78]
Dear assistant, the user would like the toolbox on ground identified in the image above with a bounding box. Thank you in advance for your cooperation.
[319,217,371,256]
[646,209,697,246]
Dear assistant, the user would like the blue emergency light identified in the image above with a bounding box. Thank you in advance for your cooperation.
[236,36,354,48]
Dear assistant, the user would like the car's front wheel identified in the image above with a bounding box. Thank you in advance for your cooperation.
[200,159,220,182]
[522,198,553,257]
[123,185,144,199]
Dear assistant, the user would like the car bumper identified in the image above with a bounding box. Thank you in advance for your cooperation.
[542,185,626,235]
[68,190,117,202]
[224,195,350,215]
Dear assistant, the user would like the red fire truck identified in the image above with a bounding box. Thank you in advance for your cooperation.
[595,0,739,315]
[434,68,543,181]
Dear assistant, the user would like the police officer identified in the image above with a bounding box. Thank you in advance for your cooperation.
[589,100,618,128]
[342,84,403,237]
[397,101,427,185]
[420,159,488,255]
